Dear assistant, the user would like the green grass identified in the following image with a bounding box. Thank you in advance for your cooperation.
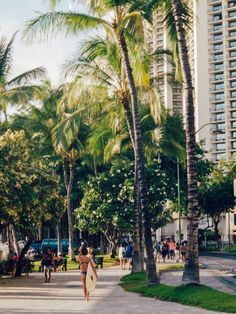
[32,254,119,272]
[158,263,183,273]
[120,272,236,313]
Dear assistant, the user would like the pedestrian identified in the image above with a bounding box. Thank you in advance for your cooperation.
[41,247,54,283]
[161,240,169,263]
[169,239,176,261]
[118,243,126,270]
[175,242,180,262]
[125,241,133,270]
[180,242,187,261]
[79,246,97,301]
[153,241,161,263]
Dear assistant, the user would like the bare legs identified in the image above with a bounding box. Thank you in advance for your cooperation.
[44,269,52,283]
[81,274,89,301]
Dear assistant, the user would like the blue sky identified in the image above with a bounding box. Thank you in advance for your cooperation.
[0,0,87,85]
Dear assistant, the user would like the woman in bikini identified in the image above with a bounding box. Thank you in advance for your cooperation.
[79,246,97,301]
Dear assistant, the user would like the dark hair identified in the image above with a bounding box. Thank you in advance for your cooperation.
[81,246,88,256]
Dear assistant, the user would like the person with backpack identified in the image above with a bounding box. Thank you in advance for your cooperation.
[41,247,54,283]
[125,241,133,270]
[118,243,126,270]
[161,240,169,263]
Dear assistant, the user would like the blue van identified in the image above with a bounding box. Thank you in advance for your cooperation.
[41,239,84,254]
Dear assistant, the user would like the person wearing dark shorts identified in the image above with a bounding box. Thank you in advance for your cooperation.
[161,240,169,263]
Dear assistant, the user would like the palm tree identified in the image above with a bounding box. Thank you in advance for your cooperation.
[0,33,45,121]
[63,35,164,272]
[24,0,159,285]
[147,0,199,284]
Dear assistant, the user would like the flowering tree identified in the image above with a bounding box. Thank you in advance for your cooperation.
[76,159,171,255]
[0,130,63,274]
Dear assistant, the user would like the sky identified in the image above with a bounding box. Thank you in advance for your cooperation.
[0,0,87,86]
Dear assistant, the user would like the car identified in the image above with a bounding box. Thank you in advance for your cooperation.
[30,241,42,253]
[41,239,86,254]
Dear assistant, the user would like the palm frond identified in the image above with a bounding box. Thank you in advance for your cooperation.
[23,11,111,43]
[7,67,46,87]
[0,33,16,82]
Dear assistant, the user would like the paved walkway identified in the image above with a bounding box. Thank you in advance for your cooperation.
[0,267,226,314]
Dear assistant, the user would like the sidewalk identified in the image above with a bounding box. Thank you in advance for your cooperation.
[0,267,226,314]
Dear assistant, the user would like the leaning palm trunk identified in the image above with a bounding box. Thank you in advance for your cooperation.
[171,0,199,285]
[120,91,143,272]
[63,159,75,261]
[67,161,75,260]
[118,33,158,285]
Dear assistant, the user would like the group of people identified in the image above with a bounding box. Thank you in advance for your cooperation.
[153,239,187,263]
[118,241,133,270]
[41,247,63,283]
[41,245,98,302]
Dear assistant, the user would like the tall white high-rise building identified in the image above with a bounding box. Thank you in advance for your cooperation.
[147,1,236,242]
[147,0,236,162]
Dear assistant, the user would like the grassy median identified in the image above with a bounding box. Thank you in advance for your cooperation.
[120,272,236,313]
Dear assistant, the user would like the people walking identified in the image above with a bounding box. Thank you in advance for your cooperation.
[161,240,169,263]
[180,242,187,261]
[118,243,126,270]
[125,241,133,270]
[79,246,97,301]
[169,239,176,261]
[153,241,161,263]
[41,247,54,283]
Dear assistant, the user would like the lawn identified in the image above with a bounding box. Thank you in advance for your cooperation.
[120,272,236,313]
[32,254,119,271]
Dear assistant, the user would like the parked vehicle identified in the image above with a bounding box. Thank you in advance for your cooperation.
[30,241,42,253]
[41,239,85,254]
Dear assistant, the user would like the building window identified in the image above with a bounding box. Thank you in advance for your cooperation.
[215,103,224,110]
[231,81,236,88]
[214,34,223,41]
[216,133,226,141]
[229,21,236,28]
[213,4,222,11]
[214,24,222,31]
[229,30,236,37]
[232,142,236,149]
[230,50,236,58]
[229,1,236,8]
[214,53,223,61]
[230,60,236,68]
[229,11,236,18]
[231,91,236,98]
[231,70,236,77]
[216,143,226,151]
[216,113,225,120]
[214,14,222,21]
[232,131,236,138]
[215,63,224,71]
[215,82,224,90]
[214,43,223,51]
[234,214,236,225]
[232,101,236,108]
[215,73,224,80]
[232,111,236,118]
[232,121,236,128]
[217,123,225,130]
[216,153,225,161]
[215,93,224,100]
[230,40,236,48]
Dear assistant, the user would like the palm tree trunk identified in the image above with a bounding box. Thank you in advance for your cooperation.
[67,160,75,260]
[57,222,62,255]
[171,0,199,285]
[15,230,34,277]
[120,91,143,272]
[7,224,15,258]
[118,33,158,285]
